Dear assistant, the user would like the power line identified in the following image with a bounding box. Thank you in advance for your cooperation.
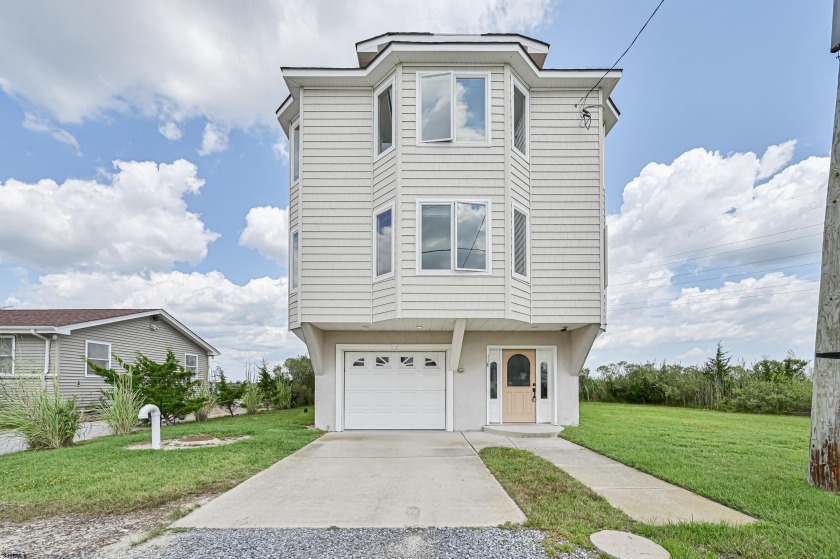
[609,285,819,312]
[611,282,818,309]
[609,252,822,287]
[575,0,667,126]
[610,224,823,270]
[610,233,822,275]
[609,261,821,294]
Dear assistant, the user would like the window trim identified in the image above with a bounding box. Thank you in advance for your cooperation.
[290,229,300,293]
[511,203,530,283]
[373,76,396,161]
[415,71,491,147]
[0,335,15,376]
[415,199,492,275]
[291,119,301,185]
[373,202,395,282]
[184,353,198,376]
[511,74,530,159]
[85,340,111,378]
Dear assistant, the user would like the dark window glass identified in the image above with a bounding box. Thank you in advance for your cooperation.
[506,354,530,387]
[352,358,365,367]
[513,209,528,277]
[425,357,438,368]
[401,356,414,367]
[377,86,393,154]
[489,362,498,399]
[540,361,548,399]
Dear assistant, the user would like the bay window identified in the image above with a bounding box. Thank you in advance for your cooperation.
[418,72,489,144]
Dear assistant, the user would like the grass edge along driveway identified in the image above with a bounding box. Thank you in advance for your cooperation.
[483,403,840,559]
[0,407,321,522]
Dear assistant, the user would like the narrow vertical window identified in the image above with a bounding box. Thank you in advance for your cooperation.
[512,80,528,156]
[375,206,393,278]
[513,207,529,280]
[455,77,486,142]
[420,73,452,142]
[291,231,299,291]
[292,123,301,182]
[420,204,452,270]
[376,82,394,155]
[489,362,498,399]
[455,202,487,271]
[0,336,14,375]
[540,362,549,400]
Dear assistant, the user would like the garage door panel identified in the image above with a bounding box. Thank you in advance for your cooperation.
[344,351,445,430]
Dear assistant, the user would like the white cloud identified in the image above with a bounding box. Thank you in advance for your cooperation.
[675,347,707,362]
[22,112,81,156]
[596,142,828,361]
[0,159,219,273]
[198,122,229,156]
[273,136,289,161]
[158,121,183,141]
[0,1,552,133]
[239,206,289,264]
[6,270,305,378]
[757,139,796,180]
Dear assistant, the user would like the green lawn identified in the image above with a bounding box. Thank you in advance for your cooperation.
[484,403,840,558]
[0,407,320,522]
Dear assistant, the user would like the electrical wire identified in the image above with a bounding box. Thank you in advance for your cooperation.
[575,0,667,128]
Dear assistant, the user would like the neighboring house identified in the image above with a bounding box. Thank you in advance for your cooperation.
[275,33,620,432]
[0,309,219,407]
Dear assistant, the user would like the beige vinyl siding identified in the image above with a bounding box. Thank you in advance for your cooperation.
[510,139,531,319]
[300,88,373,323]
[289,176,301,329]
[373,146,397,321]
[530,89,602,323]
[399,65,507,318]
[57,317,210,408]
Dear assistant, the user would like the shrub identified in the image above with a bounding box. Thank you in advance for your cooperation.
[241,382,262,415]
[213,367,244,416]
[96,373,142,435]
[282,355,315,406]
[271,376,293,410]
[0,378,82,449]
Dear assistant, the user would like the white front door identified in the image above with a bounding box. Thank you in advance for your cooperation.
[344,351,446,429]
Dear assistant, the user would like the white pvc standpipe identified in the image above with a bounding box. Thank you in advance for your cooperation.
[138,404,162,450]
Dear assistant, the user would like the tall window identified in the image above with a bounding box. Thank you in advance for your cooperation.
[512,78,528,157]
[292,122,301,182]
[291,230,300,291]
[512,206,529,281]
[489,362,498,399]
[418,72,488,144]
[375,81,394,156]
[86,341,111,376]
[419,201,489,272]
[0,336,14,375]
[375,206,394,278]
[185,354,198,376]
[540,361,548,400]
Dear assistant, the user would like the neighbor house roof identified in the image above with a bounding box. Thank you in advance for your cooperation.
[0,309,220,356]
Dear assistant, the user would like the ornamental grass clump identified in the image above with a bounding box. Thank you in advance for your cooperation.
[271,376,293,410]
[0,378,82,450]
[241,382,262,415]
[96,373,143,435]
[194,381,218,422]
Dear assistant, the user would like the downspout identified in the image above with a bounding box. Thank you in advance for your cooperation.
[30,330,50,377]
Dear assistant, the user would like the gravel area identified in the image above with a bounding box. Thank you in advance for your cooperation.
[96,527,600,559]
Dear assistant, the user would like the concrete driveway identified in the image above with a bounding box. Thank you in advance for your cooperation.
[174,431,525,529]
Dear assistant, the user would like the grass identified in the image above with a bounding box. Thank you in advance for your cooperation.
[0,407,320,522]
[484,402,840,559]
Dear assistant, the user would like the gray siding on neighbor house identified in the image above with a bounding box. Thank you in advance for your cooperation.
[57,317,209,407]
[299,87,374,324]
[0,333,57,377]
[529,89,603,324]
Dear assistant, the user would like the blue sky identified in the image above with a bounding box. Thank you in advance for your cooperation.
[0,0,834,377]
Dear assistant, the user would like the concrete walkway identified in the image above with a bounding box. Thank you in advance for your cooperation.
[174,431,525,529]
[463,432,755,526]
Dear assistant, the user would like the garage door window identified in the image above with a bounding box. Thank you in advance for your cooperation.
[425,357,438,368]
[400,356,414,367]
[352,357,365,367]
[376,356,389,367]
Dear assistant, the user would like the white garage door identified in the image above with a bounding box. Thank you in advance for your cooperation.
[344,351,446,429]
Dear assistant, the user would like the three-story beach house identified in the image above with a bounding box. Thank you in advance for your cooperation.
[275,33,620,431]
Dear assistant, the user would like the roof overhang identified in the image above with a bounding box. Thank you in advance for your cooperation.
[276,41,621,135]
[0,309,220,356]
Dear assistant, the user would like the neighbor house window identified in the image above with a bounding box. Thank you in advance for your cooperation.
[290,230,300,291]
[85,341,111,376]
[292,122,301,182]
[512,77,529,157]
[418,72,488,144]
[375,80,395,156]
[512,206,529,281]
[0,336,14,375]
[418,201,489,272]
[375,205,394,279]
[185,354,198,376]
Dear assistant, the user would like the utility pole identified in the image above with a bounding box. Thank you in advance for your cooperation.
[809,0,840,492]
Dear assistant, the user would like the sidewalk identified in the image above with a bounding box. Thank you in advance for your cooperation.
[463,431,755,526]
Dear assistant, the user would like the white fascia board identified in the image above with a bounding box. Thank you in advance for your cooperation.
[0,326,67,335]
[604,96,620,135]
